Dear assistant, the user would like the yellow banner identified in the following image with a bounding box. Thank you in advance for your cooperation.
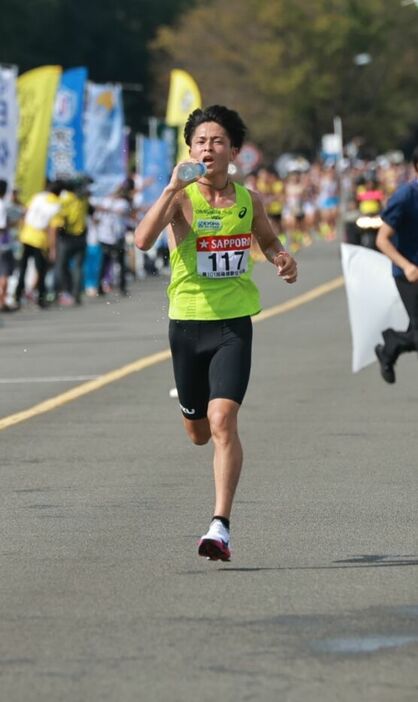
[166,69,201,163]
[16,65,62,203]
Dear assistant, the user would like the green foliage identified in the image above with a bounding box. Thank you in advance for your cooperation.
[3,0,418,153]
[1,0,195,132]
[151,0,418,157]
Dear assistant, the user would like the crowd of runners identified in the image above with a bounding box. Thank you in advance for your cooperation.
[244,154,415,252]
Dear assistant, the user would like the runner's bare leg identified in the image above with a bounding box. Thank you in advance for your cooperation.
[207,398,242,519]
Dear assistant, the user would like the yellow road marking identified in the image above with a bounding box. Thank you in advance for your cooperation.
[253,275,344,323]
[0,350,171,431]
[0,276,344,431]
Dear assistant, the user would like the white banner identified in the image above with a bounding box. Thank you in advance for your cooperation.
[0,64,18,191]
[341,243,409,372]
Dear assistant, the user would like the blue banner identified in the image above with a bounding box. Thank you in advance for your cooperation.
[47,67,87,180]
[84,82,126,196]
[138,136,170,206]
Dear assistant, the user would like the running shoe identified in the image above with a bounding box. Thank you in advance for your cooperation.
[198,519,231,561]
[58,292,75,307]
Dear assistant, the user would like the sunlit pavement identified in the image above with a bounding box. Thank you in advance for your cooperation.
[0,239,417,702]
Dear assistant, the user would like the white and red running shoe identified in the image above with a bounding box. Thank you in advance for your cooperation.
[198,519,231,561]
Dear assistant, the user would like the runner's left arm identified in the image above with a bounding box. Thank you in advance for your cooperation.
[250,190,297,283]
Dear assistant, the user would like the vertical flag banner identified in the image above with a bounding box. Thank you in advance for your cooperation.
[158,122,178,174]
[16,65,62,203]
[47,67,87,180]
[165,69,201,163]
[84,82,126,196]
[136,135,170,206]
[0,64,18,192]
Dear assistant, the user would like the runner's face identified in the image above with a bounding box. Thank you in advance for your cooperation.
[189,122,237,176]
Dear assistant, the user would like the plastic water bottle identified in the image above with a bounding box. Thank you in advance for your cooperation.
[177,162,207,181]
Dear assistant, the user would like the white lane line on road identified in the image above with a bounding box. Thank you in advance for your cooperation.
[0,376,99,384]
[0,350,171,431]
[0,276,344,431]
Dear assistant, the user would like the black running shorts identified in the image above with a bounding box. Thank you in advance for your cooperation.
[168,316,253,420]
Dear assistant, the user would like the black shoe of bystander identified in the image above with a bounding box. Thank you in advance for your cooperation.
[374,344,395,384]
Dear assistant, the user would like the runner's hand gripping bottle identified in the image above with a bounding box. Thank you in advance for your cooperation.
[177,162,207,181]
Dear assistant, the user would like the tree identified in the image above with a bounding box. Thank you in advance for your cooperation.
[151,0,418,157]
[1,0,196,133]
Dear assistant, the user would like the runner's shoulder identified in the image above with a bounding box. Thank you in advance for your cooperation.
[246,186,265,215]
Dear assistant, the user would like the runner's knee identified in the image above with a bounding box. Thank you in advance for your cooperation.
[207,405,237,442]
[184,418,211,445]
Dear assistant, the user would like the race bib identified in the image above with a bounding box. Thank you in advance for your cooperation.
[197,234,251,278]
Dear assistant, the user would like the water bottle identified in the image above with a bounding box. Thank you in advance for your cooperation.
[177,162,207,182]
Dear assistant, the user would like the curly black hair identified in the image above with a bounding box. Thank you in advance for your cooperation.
[184,105,247,150]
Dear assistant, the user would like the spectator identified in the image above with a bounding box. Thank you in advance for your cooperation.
[91,186,131,296]
[0,180,16,312]
[14,181,63,309]
[55,178,90,306]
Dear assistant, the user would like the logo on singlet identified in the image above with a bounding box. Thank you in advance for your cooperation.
[196,219,222,231]
[238,207,247,218]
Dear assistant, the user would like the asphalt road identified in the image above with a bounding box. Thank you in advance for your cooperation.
[0,240,417,701]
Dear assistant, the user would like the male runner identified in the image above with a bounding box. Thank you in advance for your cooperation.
[135,105,297,561]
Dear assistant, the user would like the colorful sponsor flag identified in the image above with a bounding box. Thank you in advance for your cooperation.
[16,65,62,203]
[0,64,18,192]
[47,67,87,180]
[136,135,170,206]
[165,69,201,163]
[84,82,126,196]
[341,243,409,372]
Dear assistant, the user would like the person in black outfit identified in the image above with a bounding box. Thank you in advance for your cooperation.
[375,147,418,383]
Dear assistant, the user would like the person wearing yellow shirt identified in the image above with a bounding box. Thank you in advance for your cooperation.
[356,175,384,216]
[55,179,90,306]
[15,181,64,309]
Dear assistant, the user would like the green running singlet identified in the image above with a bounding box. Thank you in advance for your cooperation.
[167,182,261,320]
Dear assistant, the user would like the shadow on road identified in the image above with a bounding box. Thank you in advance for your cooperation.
[214,554,418,572]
